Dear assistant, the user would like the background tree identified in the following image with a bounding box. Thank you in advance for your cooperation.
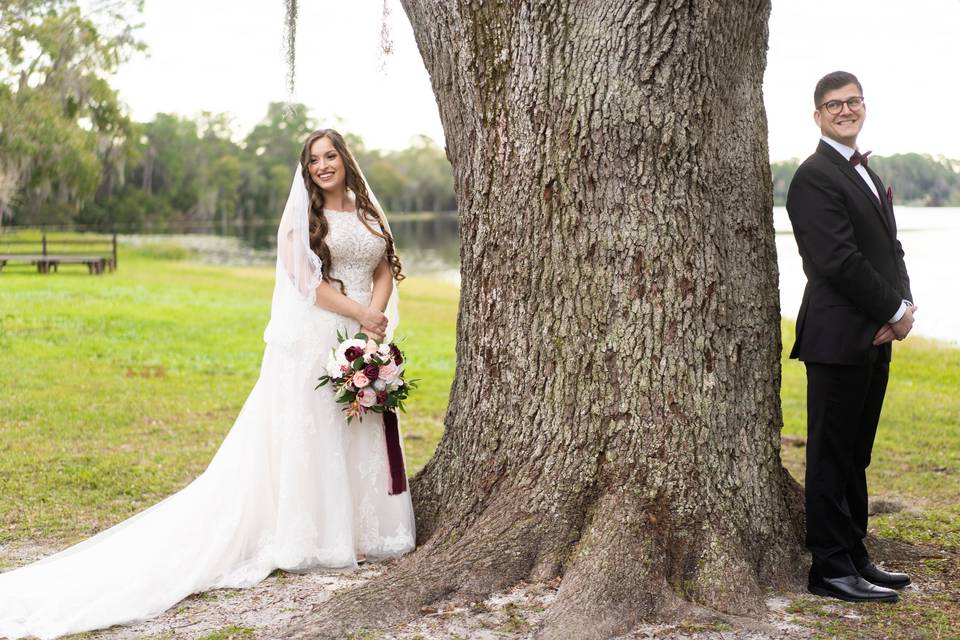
[772,153,960,206]
[361,135,457,212]
[236,102,314,235]
[285,2,806,639]
[770,158,799,208]
[0,0,142,225]
[69,102,455,235]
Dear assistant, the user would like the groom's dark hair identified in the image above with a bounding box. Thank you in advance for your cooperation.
[814,71,863,106]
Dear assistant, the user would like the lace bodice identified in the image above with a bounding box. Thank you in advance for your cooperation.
[323,210,387,302]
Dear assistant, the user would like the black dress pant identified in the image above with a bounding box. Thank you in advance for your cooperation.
[804,358,889,577]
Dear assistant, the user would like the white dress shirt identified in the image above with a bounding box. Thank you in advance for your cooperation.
[821,135,879,199]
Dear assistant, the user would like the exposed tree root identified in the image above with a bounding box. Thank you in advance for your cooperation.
[287,475,806,639]
[538,488,764,639]
[285,494,552,639]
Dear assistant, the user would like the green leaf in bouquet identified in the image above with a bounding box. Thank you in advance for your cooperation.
[352,358,365,371]
[354,332,369,341]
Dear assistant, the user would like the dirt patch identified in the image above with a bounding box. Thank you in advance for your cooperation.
[2,542,956,639]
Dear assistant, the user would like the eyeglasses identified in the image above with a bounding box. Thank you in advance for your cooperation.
[818,96,865,115]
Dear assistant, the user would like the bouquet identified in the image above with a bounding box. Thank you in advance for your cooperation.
[316,331,415,423]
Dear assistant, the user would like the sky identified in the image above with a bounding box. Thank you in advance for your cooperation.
[104,0,960,161]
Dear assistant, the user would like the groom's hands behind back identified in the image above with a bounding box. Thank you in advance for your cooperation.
[874,305,918,345]
[892,305,918,340]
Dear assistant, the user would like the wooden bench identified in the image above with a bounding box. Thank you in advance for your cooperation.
[0,233,117,275]
[0,254,109,274]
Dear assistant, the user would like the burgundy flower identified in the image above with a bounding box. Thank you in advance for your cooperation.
[376,390,387,404]
[363,364,380,380]
[389,343,403,364]
[344,346,364,362]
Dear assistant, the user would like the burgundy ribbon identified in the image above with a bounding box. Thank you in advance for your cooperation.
[383,410,408,495]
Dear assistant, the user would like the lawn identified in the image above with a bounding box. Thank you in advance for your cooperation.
[0,244,456,545]
[0,242,956,638]
[780,322,960,553]
[779,321,960,639]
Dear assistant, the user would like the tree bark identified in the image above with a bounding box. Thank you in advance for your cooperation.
[290,1,805,637]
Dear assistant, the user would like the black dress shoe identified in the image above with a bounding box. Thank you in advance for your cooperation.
[857,562,911,589]
[808,572,899,603]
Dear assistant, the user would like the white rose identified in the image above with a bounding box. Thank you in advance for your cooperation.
[373,378,386,391]
[326,354,343,378]
[357,387,377,408]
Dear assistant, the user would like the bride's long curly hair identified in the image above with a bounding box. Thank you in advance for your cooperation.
[299,129,404,293]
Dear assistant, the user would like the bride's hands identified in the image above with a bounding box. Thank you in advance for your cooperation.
[356,306,388,338]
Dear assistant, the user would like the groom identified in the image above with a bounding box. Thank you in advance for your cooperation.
[786,71,915,603]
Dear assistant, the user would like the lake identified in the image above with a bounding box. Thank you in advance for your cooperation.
[391,208,960,345]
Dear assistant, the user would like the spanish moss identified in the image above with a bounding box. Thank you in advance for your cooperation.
[379,0,394,72]
[283,0,298,96]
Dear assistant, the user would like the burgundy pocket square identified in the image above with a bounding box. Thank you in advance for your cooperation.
[886,186,894,204]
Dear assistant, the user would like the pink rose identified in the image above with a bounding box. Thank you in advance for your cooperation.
[363,340,378,354]
[378,361,399,382]
[352,372,370,388]
[357,387,377,408]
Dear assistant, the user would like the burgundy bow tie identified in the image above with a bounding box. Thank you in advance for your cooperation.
[850,150,871,167]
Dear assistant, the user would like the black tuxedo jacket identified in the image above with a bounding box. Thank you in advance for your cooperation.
[786,140,913,365]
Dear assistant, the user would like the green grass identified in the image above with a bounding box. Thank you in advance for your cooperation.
[0,244,456,545]
[779,320,960,640]
[780,320,960,552]
[389,276,457,471]
[1,240,957,638]
[195,626,254,640]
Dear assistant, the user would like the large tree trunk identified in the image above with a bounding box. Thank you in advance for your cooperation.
[290,1,805,637]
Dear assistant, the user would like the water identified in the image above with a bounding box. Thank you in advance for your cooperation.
[775,207,960,346]
[391,209,960,345]
[389,214,460,284]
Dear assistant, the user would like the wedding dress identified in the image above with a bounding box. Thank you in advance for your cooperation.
[0,169,416,639]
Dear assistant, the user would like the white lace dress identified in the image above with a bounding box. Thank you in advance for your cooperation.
[0,210,416,639]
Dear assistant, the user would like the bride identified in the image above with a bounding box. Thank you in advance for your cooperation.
[0,129,416,639]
